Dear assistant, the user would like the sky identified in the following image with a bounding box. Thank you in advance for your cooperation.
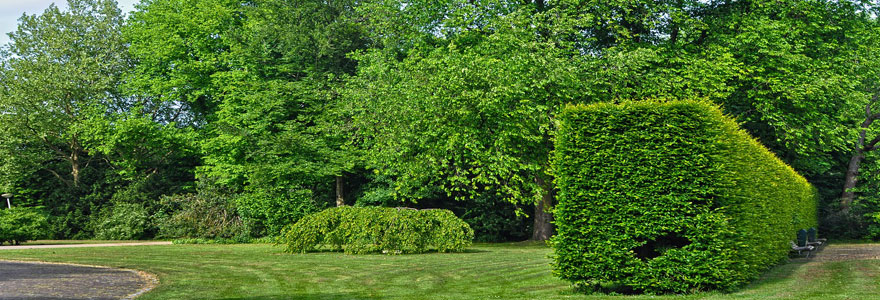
[0,0,139,46]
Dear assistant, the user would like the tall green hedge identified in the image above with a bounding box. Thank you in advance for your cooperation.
[280,206,473,254]
[551,100,817,294]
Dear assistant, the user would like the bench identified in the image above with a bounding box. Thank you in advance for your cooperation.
[790,228,825,258]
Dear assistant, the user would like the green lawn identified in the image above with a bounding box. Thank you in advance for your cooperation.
[1,243,878,299]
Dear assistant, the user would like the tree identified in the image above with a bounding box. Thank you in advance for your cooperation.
[0,0,202,238]
[126,0,373,235]
[346,2,581,240]
[124,0,245,122]
[346,0,744,240]
[0,0,127,189]
[840,35,880,211]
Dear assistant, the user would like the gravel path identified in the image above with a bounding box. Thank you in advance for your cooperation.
[0,261,155,300]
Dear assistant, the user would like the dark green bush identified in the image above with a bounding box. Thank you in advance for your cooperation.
[551,100,817,294]
[90,202,151,240]
[236,189,319,237]
[156,191,249,239]
[458,193,531,242]
[0,207,49,245]
[281,206,474,254]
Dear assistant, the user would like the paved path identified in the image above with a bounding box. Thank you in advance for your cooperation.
[0,241,171,250]
[0,261,155,300]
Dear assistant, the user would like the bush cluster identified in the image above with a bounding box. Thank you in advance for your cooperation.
[90,202,151,240]
[235,189,319,237]
[281,206,473,254]
[551,100,817,294]
[0,207,49,245]
[156,192,250,239]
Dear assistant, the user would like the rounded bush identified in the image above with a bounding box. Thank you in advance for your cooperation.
[0,207,49,245]
[551,100,817,293]
[280,206,473,254]
[156,192,249,239]
[91,202,150,240]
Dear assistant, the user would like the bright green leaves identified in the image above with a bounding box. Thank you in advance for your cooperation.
[124,0,245,118]
[346,9,591,205]
[552,101,817,293]
[0,207,50,245]
[281,206,474,254]
[0,0,128,188]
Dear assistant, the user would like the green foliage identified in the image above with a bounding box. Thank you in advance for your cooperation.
[281,206,473,254]
[236,189,321,237]
[0,0,127,189]
[172,237,253,245]
[124,0,244,118]
[193,0,370,194]
[0,0,199,240]
[551,100,818,294]
[458,194,531,242]
[848,151,880,239]
[0,207,50,245]
[346,9,588,205]
[156,189,249,240]
[90,202,151,240]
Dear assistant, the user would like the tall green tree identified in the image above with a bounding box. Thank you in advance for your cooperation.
[346,0,738,240]
[124,0,244,122]
[0,0,201,238]
[126,0,372,235]
[0,0,127,189]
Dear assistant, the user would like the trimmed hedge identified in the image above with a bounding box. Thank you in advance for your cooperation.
[551,100,817,294]
[280,206,473,254]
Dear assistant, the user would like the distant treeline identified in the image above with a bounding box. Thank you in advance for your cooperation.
[1,0,879,241]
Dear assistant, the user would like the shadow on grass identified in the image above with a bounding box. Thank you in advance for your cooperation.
[741,258,811,288]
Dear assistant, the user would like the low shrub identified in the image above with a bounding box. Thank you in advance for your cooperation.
[281,206,473,254]
[236,189,319,237]
[459,193,531,242]
[156,191,249,239]
[0,207,49,245]
[552,100,817,293]
[91,202,151,240]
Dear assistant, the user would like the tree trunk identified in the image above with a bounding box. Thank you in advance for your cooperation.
[335,175,345,207]
[842,96,880,211]
[531,178,555,241]
[842,146,864,211]
[70,149,80,188]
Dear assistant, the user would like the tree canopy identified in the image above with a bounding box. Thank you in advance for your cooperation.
[2,0,880,241]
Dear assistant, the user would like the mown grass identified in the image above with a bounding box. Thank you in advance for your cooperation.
[1,242,878,299]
